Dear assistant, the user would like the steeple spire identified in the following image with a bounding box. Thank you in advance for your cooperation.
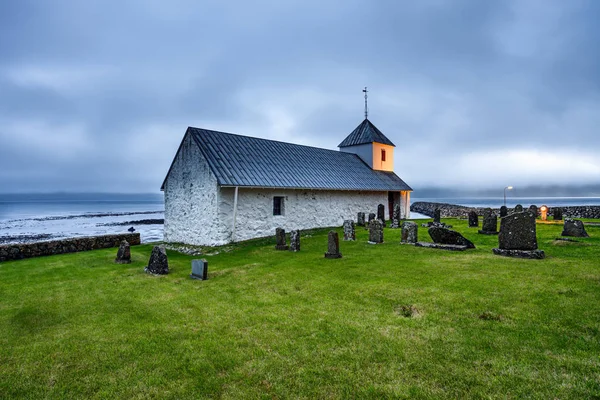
[363,86,368,119]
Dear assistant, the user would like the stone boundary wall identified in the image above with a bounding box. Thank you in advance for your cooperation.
[411,202,600,219]
[0,233,141,262]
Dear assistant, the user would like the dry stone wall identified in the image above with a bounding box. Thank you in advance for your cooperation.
[0,233,140,262]
[411,202,600,219]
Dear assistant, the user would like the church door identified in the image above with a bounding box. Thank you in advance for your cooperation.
[388,192,400,220]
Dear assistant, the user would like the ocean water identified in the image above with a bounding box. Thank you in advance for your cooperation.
[1,194,599,245]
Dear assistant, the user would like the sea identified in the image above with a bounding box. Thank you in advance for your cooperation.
[1,193,599,245]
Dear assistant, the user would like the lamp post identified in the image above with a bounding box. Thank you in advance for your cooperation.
[504,186,513,207]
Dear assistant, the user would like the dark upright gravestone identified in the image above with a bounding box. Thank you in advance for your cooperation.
[377,204,386,227]
[529,205,538,218]
[433,208,441,224]
[368,219,384,244]
[289,229,301,252]
[468,211,479,227]
[561,218,589,237]
[479,208,498,235]
[553,207,563,221]
[390,204,401,228]
[493,211,545,259]
[114,240,131,264]
[401,221,418,244]
[324,231,342,259]
[428,227,475,248]
[190,259,208,280]
[368,213,376,224]
[357,212,366,227]
[275,227,289,250]
[145,245,169,275]
[500,206,508,218]
[514,204,523,213]
[343,220,355,241]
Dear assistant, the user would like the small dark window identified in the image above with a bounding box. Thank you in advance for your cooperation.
[381,149,386,161]
[273,196,284,216]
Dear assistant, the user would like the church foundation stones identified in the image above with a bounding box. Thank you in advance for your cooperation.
[114,240,131,264]
[324,231,342,259]
[289,229,301,251]
[368,219,384,244]
[561,218,589,237]
[493,211,545,259]
[401,221,418,244]
[479,208,498,235]
[145,245,169,275]
[343,220,355,241]
[275,227,289,250]
[468,211,479,227]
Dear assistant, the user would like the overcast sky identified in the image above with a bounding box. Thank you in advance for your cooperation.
[1,0,599,194]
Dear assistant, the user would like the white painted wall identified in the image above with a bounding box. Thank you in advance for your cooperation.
[339,143,373,167]
[163,133,225,246]
[218,187,389,243]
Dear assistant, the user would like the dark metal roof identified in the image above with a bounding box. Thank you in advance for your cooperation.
[161,127,411,191]
[338,118,395,147]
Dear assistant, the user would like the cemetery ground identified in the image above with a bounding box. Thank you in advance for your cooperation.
[1,219,599,399]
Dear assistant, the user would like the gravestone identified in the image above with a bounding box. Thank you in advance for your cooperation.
[275,227,289,250]
[368,219,384,244]
[114,240,131,264]
[561,218,589,237]
[357,212,366,227]
[529,205,538,218]
[500,206,508,218]
[368,213,376,224]
[377,204,386,227]
[343,220,355,241]
[289,229,301,251]
[493,211,545,259]
[514,204,523,213]
[479,208,498,234]
[401,221,418,244]
[428,227,475,248]
[324,231,342,259]
[190,259,208,280]
[553,208,563,221]
[390,204,401,228]
[145,245,169,275]
[433,208,441,224]
[468,211,479,227]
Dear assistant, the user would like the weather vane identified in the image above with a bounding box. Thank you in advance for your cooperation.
[363,87,368,119]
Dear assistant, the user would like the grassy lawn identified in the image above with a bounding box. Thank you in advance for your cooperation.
[1,219,599,399]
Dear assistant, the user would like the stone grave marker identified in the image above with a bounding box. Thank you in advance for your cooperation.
[493,211,545,259]
[145,245,169,275]
[433,208,441,224]
[401,221,418,244]
[324,231,342,259]
[553,207,563,221]
[479,208,498,235]
[190,259,208,280]
[289,229,301,251]
[114,239,131,264]
[368,219,384,244]
[377,204,386,227]
[275,227,289,250]
[529,205,538,218]
[357,212,366,227]
[561,218,589,237]
[514,204,523,213]
[390,204,401,228]
[468,211,479,227]
[500,206,508,218]
[343,220,355,241]
[428,227,475,249]
[368,213,376,224]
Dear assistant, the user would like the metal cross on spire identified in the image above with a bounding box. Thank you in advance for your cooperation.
[363,86,369,119]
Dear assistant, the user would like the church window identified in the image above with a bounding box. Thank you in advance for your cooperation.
[381,149,386,161]
[273,196,284,216]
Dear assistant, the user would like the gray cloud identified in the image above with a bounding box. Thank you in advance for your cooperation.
[1,0,599,193]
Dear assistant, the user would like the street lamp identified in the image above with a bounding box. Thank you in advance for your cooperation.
[504,186,513,207]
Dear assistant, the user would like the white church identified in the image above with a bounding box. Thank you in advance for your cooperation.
[161,117,412,246]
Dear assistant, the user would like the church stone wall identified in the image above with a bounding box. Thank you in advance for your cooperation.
[163,134,225,246]
[218,188,388,243]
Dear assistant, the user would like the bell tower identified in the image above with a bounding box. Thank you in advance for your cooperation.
[338,118,395,171]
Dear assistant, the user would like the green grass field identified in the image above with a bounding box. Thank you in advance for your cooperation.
[1,219,599,399]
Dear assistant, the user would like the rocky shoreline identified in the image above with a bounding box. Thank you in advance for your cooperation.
[411,202,600,219]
